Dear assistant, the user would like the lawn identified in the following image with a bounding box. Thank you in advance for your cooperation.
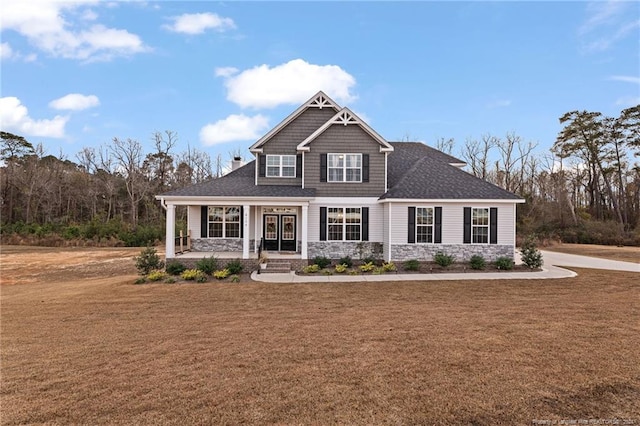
[1,248,639,425]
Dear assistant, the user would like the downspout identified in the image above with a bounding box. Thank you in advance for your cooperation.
[159,197,167,211]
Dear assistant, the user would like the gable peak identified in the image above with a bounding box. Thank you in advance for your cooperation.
[306,91,340,110]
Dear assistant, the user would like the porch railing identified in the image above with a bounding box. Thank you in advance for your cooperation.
[174,230,191,254]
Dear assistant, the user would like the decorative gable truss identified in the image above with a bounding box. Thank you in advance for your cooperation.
[297,108,394,153]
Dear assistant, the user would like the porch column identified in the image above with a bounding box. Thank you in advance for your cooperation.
[301,205,308,259]
[165,203,176,258]
[243,204,250,259]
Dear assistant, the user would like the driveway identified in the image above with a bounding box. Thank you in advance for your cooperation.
[540,250,640,272]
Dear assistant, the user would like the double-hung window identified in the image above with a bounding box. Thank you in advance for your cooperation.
[472,208,489,244]
[327,207,361,240]
[208,206,240,238]
[266,155,296,178]
[416,207,434,243]
[328,153,361,182]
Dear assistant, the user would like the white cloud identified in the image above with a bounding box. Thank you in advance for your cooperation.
[609,75,640,84]
[578,1,639,53]
[0,0,148,62]
[615,96,640,107]
[1,42,14,59]
[200,114,269,146]
[163,12,236,35]
[218,59,357,109]
[0,97,68,138]
[49,93,100,111]
[0,42,37,62]
[215,66,239,78]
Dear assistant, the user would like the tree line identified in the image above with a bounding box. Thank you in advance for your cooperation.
[1,105,639,246]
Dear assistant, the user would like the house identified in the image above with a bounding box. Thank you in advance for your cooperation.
[156,91,524,268]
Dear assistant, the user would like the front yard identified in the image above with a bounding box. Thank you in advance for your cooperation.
[1,247,638,425]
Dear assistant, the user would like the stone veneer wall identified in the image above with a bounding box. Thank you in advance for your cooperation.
[308,242,383,260]
[191,238,248,252]
[390,244,514,262]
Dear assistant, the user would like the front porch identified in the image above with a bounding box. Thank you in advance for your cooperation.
[174,251,303,260]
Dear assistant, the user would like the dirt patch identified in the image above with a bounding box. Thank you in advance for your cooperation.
[544,243,640,263]
[1,247,639,425]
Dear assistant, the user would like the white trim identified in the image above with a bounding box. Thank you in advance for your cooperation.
[470,207,490,245]
[265,154,296,178]
[249,91,340,152]
[301,205,308,258]
[384,152,388,192]
[327,153,362,183]
[310,196,379,205]
[242,204,250,259]
[157,197,313,205]
[301,151,305,189]
[296,107,394,153]
[379,198,525,204]
[415,206,435,244]
[165,203,175,258]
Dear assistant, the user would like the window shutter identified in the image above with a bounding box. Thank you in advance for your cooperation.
[362,154,369,182]
[408,206,415,244]
[434,207,442,244]
[463,207,471,244]
[320,207,327,241]
[296,154,302,178]
[201,206,208,238]
[361,207,369,241]
[240,206,244,238]
[259,154,266,177]
[320,154,327,182]
[490,207,498,244]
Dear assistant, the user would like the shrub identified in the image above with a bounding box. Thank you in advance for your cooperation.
[360,262,375,272]
[322,269,333,275]
[213,268,230,279]
[520,234,543,269]
[196,256,218,275]
[303,264,320,273]
[182,269,207,282]
[134,246,164,275]
[225,259,244,275]
[338,256,353,268]
[469,255,486,270]
[134,277,146,285]
[361,256,381,266]
[403,259,420,271]
[313,256,331,269]
[164,277,176,284]
[434,251,455,268]
[372,267,384,275]
[165,260,186,276]
[335,263,348,273]
[382,262,397,272]
[230,275,240,283]
[348,269,359,275]
[147,270,167,282]
[495,256,514,270]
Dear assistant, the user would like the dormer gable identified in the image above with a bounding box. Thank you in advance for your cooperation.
[297,107,394,153]
[249,91,341,153]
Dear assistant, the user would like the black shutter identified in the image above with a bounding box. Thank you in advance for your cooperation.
[490,207,498,244]
[259,154,266,177]
[463,207,471,244]
[408,206,415,243]
[320,207,327,241]
[361,207,369,241]
[320,154,327,182]
[296,154,302,178]
[434,207,442,244]
[362,154,369,182]
[239,206,244,238]
[201,206,208,238]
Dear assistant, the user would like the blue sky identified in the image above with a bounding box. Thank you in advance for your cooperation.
[1,0,639,165]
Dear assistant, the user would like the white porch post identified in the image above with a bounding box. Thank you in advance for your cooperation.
[165,203,176,258]
[301,204,308,259]
[243,204,250,259]
[254,206,260,253]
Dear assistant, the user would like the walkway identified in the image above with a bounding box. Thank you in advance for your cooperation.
[251,250,638,283]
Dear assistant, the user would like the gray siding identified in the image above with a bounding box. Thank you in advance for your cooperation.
[305,125,386,197]
[257,107,337,186]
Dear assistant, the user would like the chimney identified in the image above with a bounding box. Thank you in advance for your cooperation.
[231,156,243,171]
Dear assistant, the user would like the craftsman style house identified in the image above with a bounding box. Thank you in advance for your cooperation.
[157,91,524,264]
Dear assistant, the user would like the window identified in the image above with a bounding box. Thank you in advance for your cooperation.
[416,207,434,243]
[472,208,489,244]
[327,207,361,241]
[328,153,361,182]
[208,206,240,238]
[266,155,296,178]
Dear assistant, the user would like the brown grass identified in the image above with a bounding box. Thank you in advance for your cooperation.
[1,246,639,425]
[544,243,640,263]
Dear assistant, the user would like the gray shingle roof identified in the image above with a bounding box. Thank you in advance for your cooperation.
[382,142,522,200]
[160,161,316,198]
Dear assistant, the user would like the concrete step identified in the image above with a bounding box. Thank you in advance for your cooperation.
[260,261,291,274]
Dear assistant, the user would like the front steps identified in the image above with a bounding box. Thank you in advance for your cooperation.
[259,261,291,274]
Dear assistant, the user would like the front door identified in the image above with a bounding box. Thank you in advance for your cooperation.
[262,214,297,252]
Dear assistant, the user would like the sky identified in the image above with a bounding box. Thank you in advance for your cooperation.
[1,0,639,166]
